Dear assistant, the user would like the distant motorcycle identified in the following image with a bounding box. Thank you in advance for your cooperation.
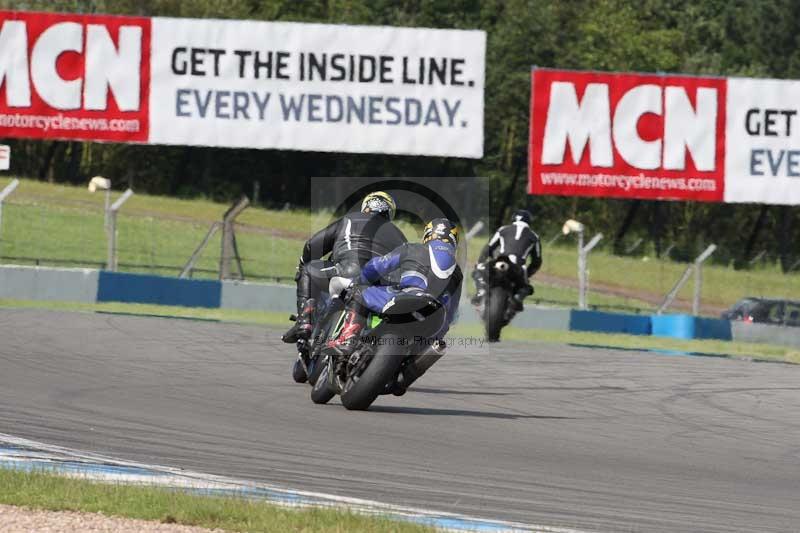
[310,290,446,410]
[477,255,525,342]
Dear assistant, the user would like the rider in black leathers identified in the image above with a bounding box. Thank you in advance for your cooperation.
[282,191,407,343]
[471,209,542,310]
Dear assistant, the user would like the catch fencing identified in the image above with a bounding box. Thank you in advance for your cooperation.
[528,230,800,318]
[0,188,299,284]
[1,178,798,319]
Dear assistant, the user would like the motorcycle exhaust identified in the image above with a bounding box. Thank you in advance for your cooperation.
[400,340,447,388]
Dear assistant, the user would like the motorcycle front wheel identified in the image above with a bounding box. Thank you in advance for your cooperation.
[291,357,308,383]
[485,286,508,342]
[306,304,346,386]
[310,357,336,404]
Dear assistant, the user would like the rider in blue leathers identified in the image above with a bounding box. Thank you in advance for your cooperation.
[324,218,462,392]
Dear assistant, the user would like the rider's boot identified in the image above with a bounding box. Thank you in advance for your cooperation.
[323,306,367,357]
[390,340,447,396]
[470,288,485,306]
[282,298,316,343]
[511,284,533,312]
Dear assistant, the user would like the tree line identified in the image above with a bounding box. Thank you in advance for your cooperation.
[2,0,799,271]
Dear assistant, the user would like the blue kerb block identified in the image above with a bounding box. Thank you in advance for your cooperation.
[97,271,221,309]
[694,317,732,340]
[651,314,695,339]
[651,314,732,341]
[569,310,651,336]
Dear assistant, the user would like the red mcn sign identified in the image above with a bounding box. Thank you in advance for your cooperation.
[0,10,150,142]
[529,68,727,202]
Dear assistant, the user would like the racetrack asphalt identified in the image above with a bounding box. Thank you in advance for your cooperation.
[1,309,799,533]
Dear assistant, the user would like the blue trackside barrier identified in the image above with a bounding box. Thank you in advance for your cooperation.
[97,271,221,308]
[651,314,732,341]
[4,265,792,347]
[694,317,733,340]
[651,314,695,339]
[569,309,651,336]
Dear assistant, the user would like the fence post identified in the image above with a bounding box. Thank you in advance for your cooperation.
[106,189,134,271]
[577,230,585,308]
[465,220,484,240]
[107,210,117,271]
[692,244,717,316]
[657,244,716,315]
[180,222,221,278]
[219,196,250,280]
[657,265,693,314]
[579,233,604,309]
[0,178,20,243]
[104,188,111,231]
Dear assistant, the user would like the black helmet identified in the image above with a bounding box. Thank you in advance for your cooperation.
[422,218,459,247]
[511,209,532,225]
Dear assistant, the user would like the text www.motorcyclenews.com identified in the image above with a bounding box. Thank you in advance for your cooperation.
[541,171,717,192]
[0,112,140,133]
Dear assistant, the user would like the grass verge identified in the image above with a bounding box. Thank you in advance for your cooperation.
[493,326,800,364]
[2,298,797,364]
[0,298,290,325]
[0,468,434,533]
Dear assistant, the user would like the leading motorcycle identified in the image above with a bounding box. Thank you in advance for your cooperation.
[477,255,525,342]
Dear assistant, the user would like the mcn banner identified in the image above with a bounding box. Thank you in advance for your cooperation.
[529,68,800,206]
[0,10,485,158]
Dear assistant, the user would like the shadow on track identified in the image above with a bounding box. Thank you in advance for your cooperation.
[411,387,514,397]
[369,405,572,419]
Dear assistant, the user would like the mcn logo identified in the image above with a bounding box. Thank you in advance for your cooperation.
[529,69,727,202]
[0,11,150,141]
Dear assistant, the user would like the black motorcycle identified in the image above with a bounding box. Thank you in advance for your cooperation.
[477,255,524,342]
[290,260,360,385]
[311,290,446,410]
[290,295,341,385]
